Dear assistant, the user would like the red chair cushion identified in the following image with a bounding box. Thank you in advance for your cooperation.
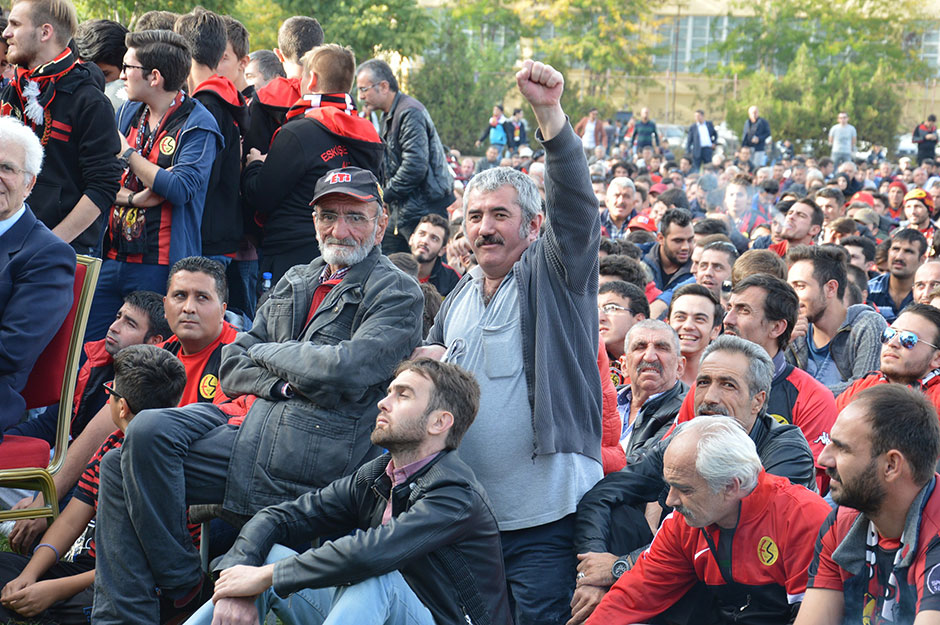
[0,435,51,469]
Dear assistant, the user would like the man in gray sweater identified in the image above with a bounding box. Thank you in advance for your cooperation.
[786,244,886,395]
[416,60,602,625]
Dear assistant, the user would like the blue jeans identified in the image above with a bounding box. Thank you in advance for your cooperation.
[183,545,436,625]
[501,513,577,625]
[84,260,169,341]
[92,404,235,624]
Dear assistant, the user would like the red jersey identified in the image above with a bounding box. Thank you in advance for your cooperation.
[587,471,831,624]
[160,321,238,407]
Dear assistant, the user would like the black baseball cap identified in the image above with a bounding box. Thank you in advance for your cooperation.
[310,167,383,206]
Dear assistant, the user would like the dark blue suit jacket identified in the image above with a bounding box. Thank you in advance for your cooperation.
[685,120,717,159]
[0,206,75,439]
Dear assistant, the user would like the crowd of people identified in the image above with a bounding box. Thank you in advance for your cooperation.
[1,0,940,624]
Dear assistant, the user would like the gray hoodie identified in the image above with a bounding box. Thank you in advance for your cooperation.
[785,304,887,396]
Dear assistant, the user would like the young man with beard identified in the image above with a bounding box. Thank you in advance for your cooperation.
[181,358,512,625]
[408,213,461,296]
[836,303,940,414]
[798,384,940,625]
[242,44,383,284]
[769,198,824,258]
[786,245,886,395]
[0,0,121,255]
[92,168,424,624]
[585,417,830,625]
[642,207,695,292]
[868,229,928,323]
[903,187,939,243]
[667,283,722,387]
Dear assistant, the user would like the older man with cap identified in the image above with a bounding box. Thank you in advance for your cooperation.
[92,166,425,625]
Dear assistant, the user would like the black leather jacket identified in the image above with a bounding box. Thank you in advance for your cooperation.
[574,412,815,554]
[621,381,687,462]
[215,450,513,625]
[381,92,455,231]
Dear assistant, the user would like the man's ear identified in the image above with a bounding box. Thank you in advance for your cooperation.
[146,334,165,346]
[273,48,285,63]
[427,409,454,438]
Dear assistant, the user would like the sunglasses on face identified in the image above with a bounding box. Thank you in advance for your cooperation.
[881,327,940,350]
[102,380,136,414]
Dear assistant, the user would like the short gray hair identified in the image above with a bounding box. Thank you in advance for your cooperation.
[625,318,680,356]
[607,176,635,193]
[700,335,773,413]
[464,166,543,239]
[248,49,286,81]
[674,415,762,493]
[0,117,43,181]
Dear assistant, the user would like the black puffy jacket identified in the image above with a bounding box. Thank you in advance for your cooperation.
[381,92,455,232]
[574,412,816,555]
[215,450,513,625]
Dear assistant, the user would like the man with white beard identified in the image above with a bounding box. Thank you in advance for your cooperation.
[92,167,425,624]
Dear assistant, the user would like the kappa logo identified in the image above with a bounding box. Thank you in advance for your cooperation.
[328,172,351,184]
[159,135,176,155]
[813,432,831,446]
[757,536,778,566]
[199,374,218,399]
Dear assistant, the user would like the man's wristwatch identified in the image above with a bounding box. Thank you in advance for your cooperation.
[118,147,135,168]
[611,556,631,581]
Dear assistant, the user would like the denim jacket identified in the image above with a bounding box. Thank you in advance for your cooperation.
[219,248,424,515]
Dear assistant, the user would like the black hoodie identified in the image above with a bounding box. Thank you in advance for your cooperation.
[241,100,384,258]
[192,75,248,256]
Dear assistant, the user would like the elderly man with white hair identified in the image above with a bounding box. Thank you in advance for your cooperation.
[585,416,831,624]
[0,116,75,439]
[601,176,637,239]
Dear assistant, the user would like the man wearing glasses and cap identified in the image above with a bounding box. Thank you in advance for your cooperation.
[92,167,425,625]
[835,303,940,414]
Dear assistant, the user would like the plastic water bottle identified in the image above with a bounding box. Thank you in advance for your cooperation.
[261,272,273,294]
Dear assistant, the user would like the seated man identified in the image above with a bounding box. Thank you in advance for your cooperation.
[0,345,187,624]
[0,116,76,440]
[92,167,424,624]
[797,384,940,625]
[868,229,927,324]
[408,213,462,297]
[584,416,830,625]
[572,336,817,623]
[618,319,686,459]
[786,244,886,395]
[598,280,649,383]
[836,303,940,413]
[184,359,512,625]
[5,259,237,552]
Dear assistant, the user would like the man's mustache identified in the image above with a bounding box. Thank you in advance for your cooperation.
[475,234,505,247]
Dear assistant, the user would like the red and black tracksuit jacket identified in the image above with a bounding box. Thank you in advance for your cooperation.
[836,369,940,416]
[587,472,831,624]
[808,478,940,624]
[192,75,248,256]
[70,339,114,439]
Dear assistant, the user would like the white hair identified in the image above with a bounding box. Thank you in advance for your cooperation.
[465,166,543,239]
[607,176,636,194]
[674,415,761,493]
[0,116,43,180]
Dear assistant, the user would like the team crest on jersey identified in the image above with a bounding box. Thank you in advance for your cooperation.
[199,374,218,399]
[757,536,778,566]
[159,135,177,155]
[928,563,940,594]
[768,412,788,426]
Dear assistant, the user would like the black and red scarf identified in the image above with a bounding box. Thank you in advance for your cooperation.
[122,91,187,192]
[284,92,356,122]
[0,48,76,144]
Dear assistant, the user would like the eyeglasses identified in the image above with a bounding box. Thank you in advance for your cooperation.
[599,303,630,315]
[0,161,28,179]
[313,210,377,227]
[357,84,378,95]
[121,63,148,74]
[102,380,136,413]
[882,326,940,350]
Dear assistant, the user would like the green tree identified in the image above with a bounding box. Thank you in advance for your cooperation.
[408,14,517,154]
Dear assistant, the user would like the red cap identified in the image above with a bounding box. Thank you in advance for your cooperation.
[628,214,657,232]
[848,191,874,208]
[889,180,908,194]
[650,182,669,195]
